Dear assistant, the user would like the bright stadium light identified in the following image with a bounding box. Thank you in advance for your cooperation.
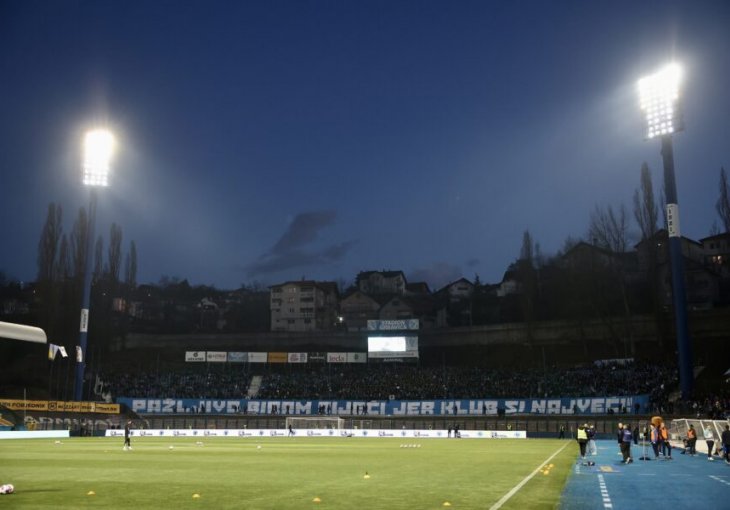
[638,62,693,399]
[638,63,683,139]
[82,129,114,186]
[75,128,115,401]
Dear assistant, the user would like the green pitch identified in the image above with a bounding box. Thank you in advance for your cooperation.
[0,437,576,509]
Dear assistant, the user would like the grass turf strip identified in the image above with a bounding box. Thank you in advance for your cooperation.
[0,437,576,509]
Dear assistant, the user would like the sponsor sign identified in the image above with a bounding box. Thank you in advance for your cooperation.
[80,309,89,333]
[119,395,649,416]
[104,428,525,439]
[94,403,121,414]
[227,352,248,363]
[0,399,119,414]
[206,351,227,363]
[327,352,347,363]
[268,352,287,363]
[667,204,680,237]
[346,352,367,363]
[1,430,70,440]
[367,319,419,331]
[248,352,267,363]
[185,351,206,362]
[288,352,308,363]
[309,352,326,363]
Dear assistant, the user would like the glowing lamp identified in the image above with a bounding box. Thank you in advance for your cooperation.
[638,63,683,139]
[82,129,114,186]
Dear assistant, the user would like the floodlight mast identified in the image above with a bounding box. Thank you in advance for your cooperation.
[638,64,693,399]
[74,129,114,401]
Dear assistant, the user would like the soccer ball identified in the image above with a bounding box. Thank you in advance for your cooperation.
[0,484,14,495]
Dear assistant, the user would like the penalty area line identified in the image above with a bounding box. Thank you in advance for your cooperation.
[489,441,571,510]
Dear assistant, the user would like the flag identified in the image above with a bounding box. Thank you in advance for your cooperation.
[58,346,68,358]
[48,344,59,361]
[76,346,83,362]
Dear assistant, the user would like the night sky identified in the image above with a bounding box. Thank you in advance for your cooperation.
[1,0,729,291]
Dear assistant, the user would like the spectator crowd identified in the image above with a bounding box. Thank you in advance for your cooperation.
[99,360,691,413]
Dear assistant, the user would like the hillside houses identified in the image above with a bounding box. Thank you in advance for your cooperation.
[268,233,730,332]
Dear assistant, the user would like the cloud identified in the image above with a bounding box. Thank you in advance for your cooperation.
[408,262,463,290]
[270,211,336,254]
[244,211,356,278]
[465,258,480,268]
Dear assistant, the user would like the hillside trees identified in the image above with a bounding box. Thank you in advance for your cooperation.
[34,202,138,359]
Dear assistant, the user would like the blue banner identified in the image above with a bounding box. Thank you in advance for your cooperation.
[119,395,649,416]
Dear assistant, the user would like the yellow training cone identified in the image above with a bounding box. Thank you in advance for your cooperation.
[192,494,201,499]
[443,502,452,507]
[313,497,322,503]
[87,491,96,496]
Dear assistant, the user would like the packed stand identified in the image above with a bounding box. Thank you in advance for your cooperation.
[99,361,678,411]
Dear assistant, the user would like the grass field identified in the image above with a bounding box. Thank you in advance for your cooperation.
[0,437,576,509]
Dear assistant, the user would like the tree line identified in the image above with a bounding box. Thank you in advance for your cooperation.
[34,202,137,355]
[500,164,730,359]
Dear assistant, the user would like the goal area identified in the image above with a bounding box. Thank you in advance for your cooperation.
[669,418,728,455]
[285,416,345,430]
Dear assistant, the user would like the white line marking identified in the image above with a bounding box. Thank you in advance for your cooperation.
[710,475,730,487]
[598,474,613,509]
[489,442,570,510]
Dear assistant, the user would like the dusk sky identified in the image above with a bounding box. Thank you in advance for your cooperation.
[1,0,728,291]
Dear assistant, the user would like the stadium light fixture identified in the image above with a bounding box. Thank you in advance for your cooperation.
[75,128,115,401]
[638,63,693,399]
[638,63,683,140]
[82,129,114,186]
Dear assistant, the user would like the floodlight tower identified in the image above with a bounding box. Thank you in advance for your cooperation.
[74,129,114,401]
[638,63,693,399]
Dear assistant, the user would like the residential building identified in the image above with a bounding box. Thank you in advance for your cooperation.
[270,280,339,332]
[339,289,381,331]
[356,270,406,295]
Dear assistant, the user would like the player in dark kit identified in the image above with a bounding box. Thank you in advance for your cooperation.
[123,420,132,450]
[620,424,633,463]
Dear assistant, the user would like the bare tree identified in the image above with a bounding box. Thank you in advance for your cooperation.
[716,167,730,233]
[588,204,634,356]
[124,240,138,289]
[632,163,666,350]
[36,203,63,336]
[633,162,659,241]
[107,223,123,285]
[589,204,629,254]
[37,203,63,282]
[93,236,104,284]
[56,234,71,281]
[517,230,538,350]
[71,207,90,282]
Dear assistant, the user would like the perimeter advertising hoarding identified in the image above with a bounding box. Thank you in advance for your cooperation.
[185,351,206,362]
[327,352,347,363]
[309,352,326,363]
[288,352,308,363]
[346,352,367,363]
[227,352,248,363]
[105,428,526,439]
[206,351,227,363]
[248,352,268,363]
[0,399,120,413]
[268,352,287,363]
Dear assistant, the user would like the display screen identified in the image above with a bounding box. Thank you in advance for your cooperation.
[368,336,406,352]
